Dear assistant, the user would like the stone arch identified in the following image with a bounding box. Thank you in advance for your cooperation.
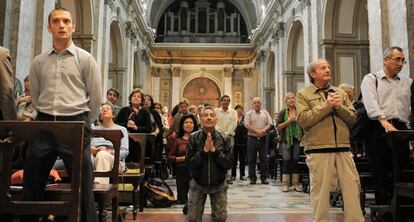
[108,21,126,103]
[181,75,222,107]
[322,0,369,90]
[284,19,305,93]
[60,0,94,52]
[264,51,275,114]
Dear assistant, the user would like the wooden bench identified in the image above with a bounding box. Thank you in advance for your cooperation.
[384,131,414,222]
[0,121,85,221]
[118,133,146,220]
[91,129,123,222]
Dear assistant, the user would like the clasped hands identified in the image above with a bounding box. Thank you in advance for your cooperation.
[327,92,343,109]
[204,132,216,153]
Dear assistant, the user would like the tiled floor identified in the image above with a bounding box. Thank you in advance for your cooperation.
[123,177,372,222]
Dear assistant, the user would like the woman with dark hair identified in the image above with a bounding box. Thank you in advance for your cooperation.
[143,94,164,164]
[231,104,248,181]
[168,114,199,212]
[115,89,152,163]
[115,89,152,133]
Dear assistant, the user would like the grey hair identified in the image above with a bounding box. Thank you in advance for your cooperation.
[100,102,115,115]
[306,59,329,83]
[284,92,296,101]
[383,46,403,58]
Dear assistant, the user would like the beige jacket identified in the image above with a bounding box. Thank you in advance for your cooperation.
[296,84,356,151]
[0,47,16,120]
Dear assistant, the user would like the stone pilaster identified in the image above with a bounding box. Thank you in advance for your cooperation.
[223,67,233,104]
[151,68,161,102]
[171,66,181,106]
[243,68,252,110]
[72,33,96,53]
[367,0,384,72]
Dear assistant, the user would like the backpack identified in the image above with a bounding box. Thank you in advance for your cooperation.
[144,177,175,208]
[350,74,377,140]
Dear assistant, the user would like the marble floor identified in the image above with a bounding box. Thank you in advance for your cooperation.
[122,176,372,222]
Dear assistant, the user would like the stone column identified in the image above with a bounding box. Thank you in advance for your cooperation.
[243,68,252,110]
[310,0,319,60]
[387,0,410,76]
[15,0,37,81]
[367,0,384,72]
[407,0,414,78]
[171,66,181,106]
[223,67,233,103]
[41,0,54,54]
[302,2,311,86]
[151,68,161,103]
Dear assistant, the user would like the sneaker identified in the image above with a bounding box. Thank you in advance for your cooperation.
[250,180,256,185]
[240,176,247,180]
[261,179,269,185]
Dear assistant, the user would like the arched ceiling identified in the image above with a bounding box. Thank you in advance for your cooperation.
[144,0,269,33]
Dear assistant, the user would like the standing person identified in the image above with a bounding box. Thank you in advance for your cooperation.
[245,97,272,185]
[232,104,248,181]
[106,88,121,115]
[186,107,233,222]
[276,92,303,192]
[0,46,16,120]
[296,58,364,222]
[168,114,199,213]
[214,95,237,184]
[26,8,101,221]
[361,46,412,205]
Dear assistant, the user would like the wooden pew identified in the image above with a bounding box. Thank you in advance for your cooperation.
[91,129,123,222]
[0,121,85,221]
[119,133,146,220]
[384,131,414,222]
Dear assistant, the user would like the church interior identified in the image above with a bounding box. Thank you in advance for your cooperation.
[1,0,414,221]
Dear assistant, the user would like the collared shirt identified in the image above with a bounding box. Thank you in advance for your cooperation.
[244,109,272,137]
[30,42,102,122]
[214,107,237,136]
[361,69,412,123]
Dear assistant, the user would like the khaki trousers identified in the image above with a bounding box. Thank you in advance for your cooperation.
[306,152,364,222]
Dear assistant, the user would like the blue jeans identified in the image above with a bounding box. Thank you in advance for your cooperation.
[280,139,300,174]
[247,136,268,181]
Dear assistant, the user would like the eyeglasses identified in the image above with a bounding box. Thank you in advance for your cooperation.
[387,57,407,64]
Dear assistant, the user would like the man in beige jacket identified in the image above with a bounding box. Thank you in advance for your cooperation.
[0,46,16,120]
[296,58,364,222]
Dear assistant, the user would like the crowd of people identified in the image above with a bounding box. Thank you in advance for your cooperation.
[1,6,413,222]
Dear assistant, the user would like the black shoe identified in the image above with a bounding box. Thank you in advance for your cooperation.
[227,180,233,184]
[261,179,269,185]
[240,176,247,180]
[182,203,188,215]
[230,176,236,181]
[250,180,256,185]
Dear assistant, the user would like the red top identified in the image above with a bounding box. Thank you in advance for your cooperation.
[168,137,189,167]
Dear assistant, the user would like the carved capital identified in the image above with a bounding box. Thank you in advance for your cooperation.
[243,68,253,78]
[171,67,181,77]
[223,67,233,78]
[151,68,161,77]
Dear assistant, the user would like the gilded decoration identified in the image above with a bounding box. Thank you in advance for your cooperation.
[183,77,221,107]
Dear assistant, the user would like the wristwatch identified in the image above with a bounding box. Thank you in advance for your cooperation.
[378,115,387,121]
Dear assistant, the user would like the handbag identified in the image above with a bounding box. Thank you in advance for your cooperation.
[350,74,377,140]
